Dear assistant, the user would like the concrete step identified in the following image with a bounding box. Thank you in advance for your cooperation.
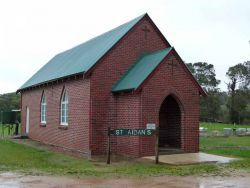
[159,147,183,155]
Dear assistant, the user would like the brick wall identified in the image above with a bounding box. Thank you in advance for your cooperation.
[90,16,200,157]
[21,77,91,156]
[140,54,200,156]
[113,93,141,156]
[90,16,170,155]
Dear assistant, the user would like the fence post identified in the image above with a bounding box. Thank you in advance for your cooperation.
[107,127,111,164]
[0,111,2,137]
[8,125,10,136]
[1,124,3,138]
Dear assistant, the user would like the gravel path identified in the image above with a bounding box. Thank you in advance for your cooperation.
[1,172,250,188]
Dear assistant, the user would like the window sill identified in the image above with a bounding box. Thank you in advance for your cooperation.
[58,125,68,130]
[40,123,46,127]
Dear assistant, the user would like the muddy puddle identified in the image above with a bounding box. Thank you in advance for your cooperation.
[0,172,250,188]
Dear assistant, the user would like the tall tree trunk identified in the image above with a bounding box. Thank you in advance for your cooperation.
[230,78,236,124]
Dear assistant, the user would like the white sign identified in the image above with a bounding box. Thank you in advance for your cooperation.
[146,123,156,130]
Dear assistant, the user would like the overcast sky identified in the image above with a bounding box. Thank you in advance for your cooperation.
[0,0,249,94]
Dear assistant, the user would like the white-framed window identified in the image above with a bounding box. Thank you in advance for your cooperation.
[60,90,68,126]
[41,92,46,124]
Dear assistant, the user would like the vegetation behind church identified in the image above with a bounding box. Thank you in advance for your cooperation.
[0,61,249,125]
[0,92,20,112]
[187,61,250,124]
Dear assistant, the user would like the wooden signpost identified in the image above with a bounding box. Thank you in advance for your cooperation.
[155,127,159,164]
[107,127,111,164]
[107,125,159,164]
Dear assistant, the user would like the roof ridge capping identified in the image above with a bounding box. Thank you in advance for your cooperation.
[17,13,148,92]
[57,13,148,56]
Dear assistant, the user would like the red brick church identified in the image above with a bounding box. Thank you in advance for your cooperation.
[17,13,205,157]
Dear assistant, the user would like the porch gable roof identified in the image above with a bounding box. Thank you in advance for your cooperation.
[112,47,173,92]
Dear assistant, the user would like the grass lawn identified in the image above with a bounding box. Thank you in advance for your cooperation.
[0,140,222,177]
[0,122,249,177]
[200,136,250,173]
[0,138,249,177]
[200,136,250,149]
[200,122,250,130]
[200,123,250,172]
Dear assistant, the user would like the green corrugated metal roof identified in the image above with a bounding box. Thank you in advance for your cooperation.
[112,47,173,92]
[19,14,146,90]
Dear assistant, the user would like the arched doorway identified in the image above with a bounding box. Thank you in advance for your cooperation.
[159,95,182,151]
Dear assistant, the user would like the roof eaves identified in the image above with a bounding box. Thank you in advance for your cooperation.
[17,71,85,93]
[112,88,134,94]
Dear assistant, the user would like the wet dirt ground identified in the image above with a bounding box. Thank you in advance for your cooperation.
[1,172,250,188]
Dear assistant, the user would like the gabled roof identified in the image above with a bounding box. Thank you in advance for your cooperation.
[19,14,146,91]
[112,47,207,96]
[112,48,173,92]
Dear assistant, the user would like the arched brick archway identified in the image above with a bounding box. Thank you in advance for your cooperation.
[159,95,182,150]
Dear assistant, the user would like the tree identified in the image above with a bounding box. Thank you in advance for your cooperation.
[0,92,20,112]
[199,90,221,122]
[187,62,221,122]
[186,62,220,91]
[226,62,250,124]
[244,61,250,89]
[226,63,248,90]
